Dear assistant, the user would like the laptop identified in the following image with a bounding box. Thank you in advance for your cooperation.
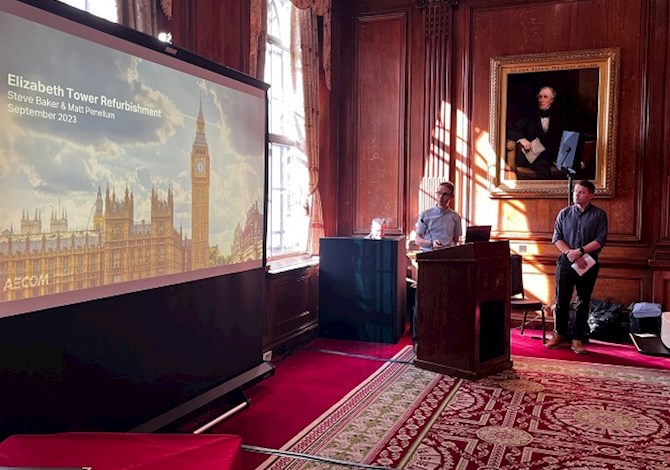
[465,225,491,243]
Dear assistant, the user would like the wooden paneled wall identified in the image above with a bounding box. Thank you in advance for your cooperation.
[264,265,319,353]
[335,0,670,308]
[336,6,408,236]
[170,0,670,350]
[171,0,249,72]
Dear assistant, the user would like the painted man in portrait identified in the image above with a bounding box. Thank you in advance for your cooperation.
[507,85,564,179]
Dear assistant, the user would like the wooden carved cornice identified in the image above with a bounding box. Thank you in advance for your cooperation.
[416,0,459,10]
[417,0,457,39]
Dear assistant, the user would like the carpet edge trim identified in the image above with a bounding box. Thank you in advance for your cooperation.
[255,345,413,470]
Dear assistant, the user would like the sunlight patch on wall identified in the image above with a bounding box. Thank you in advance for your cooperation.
[455,108,469,165]
[474,129,496,190]
[524,261,553,304]
[428,100,452,177]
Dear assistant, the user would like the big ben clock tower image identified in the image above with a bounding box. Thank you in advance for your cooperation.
[191,101,210,270]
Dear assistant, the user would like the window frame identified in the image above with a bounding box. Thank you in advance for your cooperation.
[265,0,309,263]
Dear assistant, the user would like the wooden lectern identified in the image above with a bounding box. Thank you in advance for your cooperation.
[414,240,512,380]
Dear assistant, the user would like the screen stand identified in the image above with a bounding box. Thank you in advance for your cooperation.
[131,361,273,433]
[557,130,580,206]
[562,167,576,207]
[193,388,249,434]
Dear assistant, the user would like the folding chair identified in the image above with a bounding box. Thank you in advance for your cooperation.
[510,254,546,343]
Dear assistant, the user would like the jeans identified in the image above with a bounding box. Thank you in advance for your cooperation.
[554,254,599,341]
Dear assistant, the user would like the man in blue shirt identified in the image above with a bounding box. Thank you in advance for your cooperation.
[412,181,462,351]
[414,181,462,251]
[548,180,608,354]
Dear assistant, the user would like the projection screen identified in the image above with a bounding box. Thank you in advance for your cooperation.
[0,0,269,319]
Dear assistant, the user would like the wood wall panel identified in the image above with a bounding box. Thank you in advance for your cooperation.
[337,0,457,236]
[171,0,249,72]
[337,1,419,237]
[523,258,650,303]
[353,14,407,234]
[651,1,670,253]
[464,0,643,242]
[264,266,319,353]
[653,270,670,306]
[594,272,645,306]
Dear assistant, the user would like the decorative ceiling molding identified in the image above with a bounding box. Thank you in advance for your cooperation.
[416,0,458,9]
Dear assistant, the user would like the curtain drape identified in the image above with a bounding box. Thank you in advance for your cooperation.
[290,0,331,91]
[290,6,324,255]
[117,0,160,36]
[250,0,267,79]
[159,0,172,19]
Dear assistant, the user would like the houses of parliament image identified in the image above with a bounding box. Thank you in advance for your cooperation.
[0,103,263,304]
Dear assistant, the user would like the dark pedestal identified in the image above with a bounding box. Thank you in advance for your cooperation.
[319,237,407,343]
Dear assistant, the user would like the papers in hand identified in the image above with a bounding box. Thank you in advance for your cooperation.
[571,253,595,276]
[521,138,546,164]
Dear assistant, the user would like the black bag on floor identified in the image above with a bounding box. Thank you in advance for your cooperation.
[629,314,661,335]
[587,299,625,341]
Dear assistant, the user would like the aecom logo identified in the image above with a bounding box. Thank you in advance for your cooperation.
[3,274,49,291]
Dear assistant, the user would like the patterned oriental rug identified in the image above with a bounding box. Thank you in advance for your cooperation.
[257,346,670,470]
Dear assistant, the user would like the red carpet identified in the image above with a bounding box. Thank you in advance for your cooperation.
[209,334,412,469]
[209,326,669,469]
[511,327,670,369]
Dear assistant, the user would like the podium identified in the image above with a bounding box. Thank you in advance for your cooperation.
[414,240,512,380]
[319,237,407,343]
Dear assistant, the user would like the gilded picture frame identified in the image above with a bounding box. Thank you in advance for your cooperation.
[489,48,620,198]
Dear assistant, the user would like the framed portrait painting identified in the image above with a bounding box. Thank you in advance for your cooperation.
[489,48,620,198]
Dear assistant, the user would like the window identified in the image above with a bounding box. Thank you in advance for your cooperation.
[57,0,118,22]
[55,0,171,42]
[266,0,310,259]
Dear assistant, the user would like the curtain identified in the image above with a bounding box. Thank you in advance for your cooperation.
[117,0,160,36]
[252,0,330,87]
[250,0,267,79]
[159,0,172,19]
[290,0,331,91]
[291,5,325,255]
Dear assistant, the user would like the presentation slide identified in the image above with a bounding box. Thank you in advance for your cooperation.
[0,1,268,318]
